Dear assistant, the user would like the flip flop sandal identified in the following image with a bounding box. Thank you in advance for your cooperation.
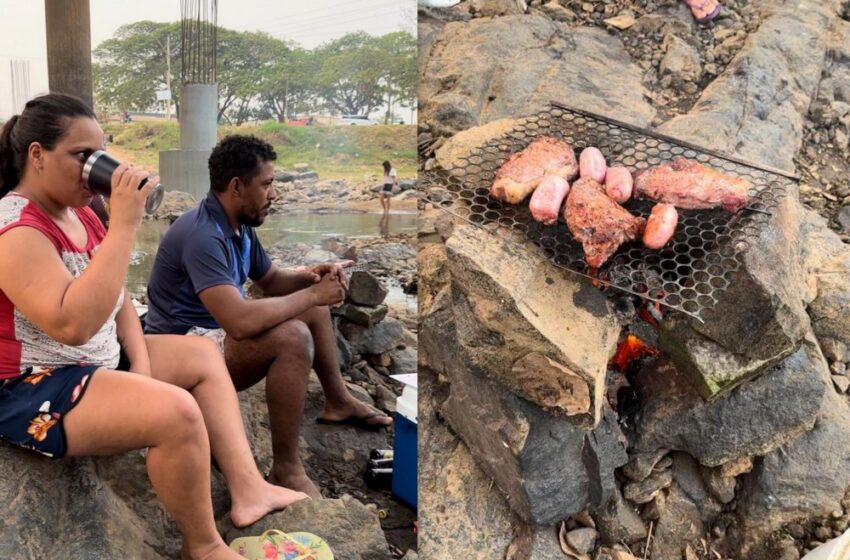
[230,529,334,560]
[316,410,391,431]
[684,0,721,24]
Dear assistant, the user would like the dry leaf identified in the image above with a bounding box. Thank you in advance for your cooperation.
[573,511,596,529]
[603,11,636,30]
[559,521,592,560]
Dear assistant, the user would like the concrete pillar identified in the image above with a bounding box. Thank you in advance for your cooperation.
[159,83,218,198]
[44,0,93,108]
[179,84,218,150]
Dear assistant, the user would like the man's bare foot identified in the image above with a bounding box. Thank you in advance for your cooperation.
[319,396,393,429]
[230,480,310,528]
[268,466,322,499]
[181,541,244,560]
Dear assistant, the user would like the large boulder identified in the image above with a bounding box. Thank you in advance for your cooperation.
[441,354,628,524]
[223,496,391,560]
[0,448,175,559]
[656,0,840,172]
[659,191,809,399]
[346,270,388,307]
[419,15,655,135]
[632,335,828,467]
[340,317,406,355]
[445,223,621,426]
[733,390,850,557]
[418,367,563,559]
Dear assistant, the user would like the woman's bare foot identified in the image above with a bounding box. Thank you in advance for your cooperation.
[181,541,245,560]
[230,479,310,528]
[268,463,322,499]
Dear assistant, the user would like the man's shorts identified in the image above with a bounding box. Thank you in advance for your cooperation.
[186,326,227,354]
[0,365,98,458]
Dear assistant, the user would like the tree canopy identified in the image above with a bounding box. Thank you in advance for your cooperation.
[92,22,416,124]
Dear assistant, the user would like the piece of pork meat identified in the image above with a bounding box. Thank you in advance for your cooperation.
[490,137,578,204]
[633,156,750,213]
[566,177,646,268]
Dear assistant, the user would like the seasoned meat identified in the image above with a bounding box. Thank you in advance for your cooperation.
[490,137,578,204]
[633,157,750,213]
[566,177,646,268]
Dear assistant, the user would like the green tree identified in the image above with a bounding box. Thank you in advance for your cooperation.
[376,32,416,123]
[314,32,386,117]
[259,44,317,122]
[216,29,281,123]
[93,21,181,112]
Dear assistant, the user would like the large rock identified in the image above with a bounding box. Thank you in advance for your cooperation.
[659,35,702,84]
[632,336,828,467]
[434,117,521,170]
[733,391,850,557]
[441,354,628,524]
[347,271,389,306]
[224,496,391,560]
[418,367,563,559]
[650,484,705,560]
[445,223,621,426]
[805,224,850,355]
[419,15,655,135]
[0,448,174,559]
[659,191,809,399]
[149,190,196,221]
[341,303,389,327]
[592,486,648,545]
[340,317,406,355]
[656,0,840,172]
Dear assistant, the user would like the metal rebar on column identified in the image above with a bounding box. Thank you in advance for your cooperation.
[160,0,219,199]
[44,0,93,108]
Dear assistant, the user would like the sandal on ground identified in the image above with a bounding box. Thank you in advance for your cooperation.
[230,529,333,559]
[683,0,721,24]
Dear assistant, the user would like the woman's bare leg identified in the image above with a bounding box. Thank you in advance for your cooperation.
[63,369,242,559]
[145,334,308,527]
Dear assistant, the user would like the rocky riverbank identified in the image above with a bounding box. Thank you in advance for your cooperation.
[15,175,420,559]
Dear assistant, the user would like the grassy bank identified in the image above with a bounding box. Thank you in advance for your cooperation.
[102,120,417,180]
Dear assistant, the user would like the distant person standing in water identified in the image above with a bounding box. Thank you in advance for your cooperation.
[380,160,397,217]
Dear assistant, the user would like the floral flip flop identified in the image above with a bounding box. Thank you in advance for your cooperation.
[229,529,334,560]
[683,0,721,24]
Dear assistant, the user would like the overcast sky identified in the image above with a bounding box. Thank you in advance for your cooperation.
[0,0,415,118]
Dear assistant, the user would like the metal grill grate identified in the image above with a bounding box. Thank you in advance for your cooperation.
[420,102,799,322]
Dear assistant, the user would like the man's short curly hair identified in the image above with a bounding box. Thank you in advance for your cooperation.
[208,135,277,193]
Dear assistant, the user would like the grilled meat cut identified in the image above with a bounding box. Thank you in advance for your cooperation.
[490,137,578,204]
[566,177,646,268]
[633,157,750,213]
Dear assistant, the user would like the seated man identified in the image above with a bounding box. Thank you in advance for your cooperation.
[144,135,392,498]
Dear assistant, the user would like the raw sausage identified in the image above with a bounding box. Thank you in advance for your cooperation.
[605,166,633,203]
[579,147,607,183]
[529,176,570,225]
[643,203,678,249]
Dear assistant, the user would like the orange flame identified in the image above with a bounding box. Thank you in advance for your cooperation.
[610,334,659,373]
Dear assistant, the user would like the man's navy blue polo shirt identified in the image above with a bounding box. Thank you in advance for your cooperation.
[144,191,271,335]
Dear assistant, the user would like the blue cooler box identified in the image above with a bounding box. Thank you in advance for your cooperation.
[391,381,417,509]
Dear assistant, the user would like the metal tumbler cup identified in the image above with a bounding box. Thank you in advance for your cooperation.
[81,150,164,214]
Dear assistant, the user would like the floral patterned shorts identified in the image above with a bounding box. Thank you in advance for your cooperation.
[0,365,98,458]
[186,326,227,354]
